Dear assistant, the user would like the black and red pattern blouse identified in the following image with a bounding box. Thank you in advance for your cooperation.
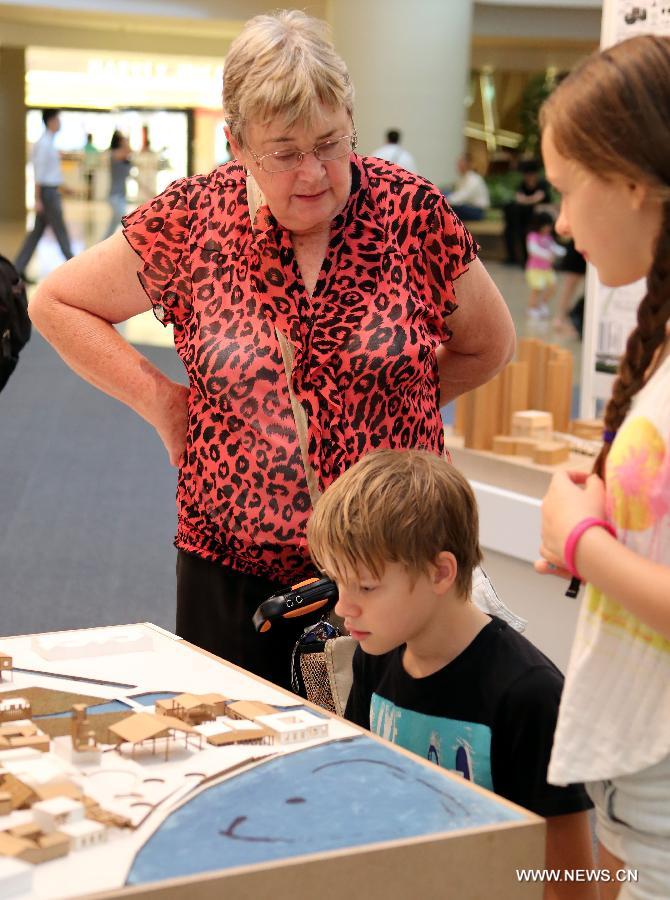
[122,155,477,582]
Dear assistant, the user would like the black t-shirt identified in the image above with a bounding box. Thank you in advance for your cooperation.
[345,616,591,818]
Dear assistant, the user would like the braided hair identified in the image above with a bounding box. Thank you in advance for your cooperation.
[595,202,670,476]
[540,35,670,477]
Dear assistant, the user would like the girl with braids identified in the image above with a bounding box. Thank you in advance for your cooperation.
[536,35,670,898]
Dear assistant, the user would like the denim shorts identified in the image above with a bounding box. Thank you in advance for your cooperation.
[587,754,670,899]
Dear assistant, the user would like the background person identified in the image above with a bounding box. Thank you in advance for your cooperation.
[14,109,74,283]
[29,10,514,690]
[446,153,490,221]
[307,449,596,898]
[553,239,586,335]
[103,131,132,240]
[525,210,565,320]
[536,35,670,898]
[82,132,99,202]
[372,128,416,172]
[503,158,552,267]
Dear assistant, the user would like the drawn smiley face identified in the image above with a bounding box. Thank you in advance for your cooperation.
[126,736,522,886]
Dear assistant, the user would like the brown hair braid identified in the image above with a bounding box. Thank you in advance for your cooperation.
[540,35,670,477]
[594,202,670,476]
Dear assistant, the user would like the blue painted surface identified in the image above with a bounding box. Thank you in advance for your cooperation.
[126,734,522,885]
[129,691,178,705]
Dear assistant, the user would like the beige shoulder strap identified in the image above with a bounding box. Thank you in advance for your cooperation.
[275,328,322,507]
[247,170,321,507]
[246,171,264,224]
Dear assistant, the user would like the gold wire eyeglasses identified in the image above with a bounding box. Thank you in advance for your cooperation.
[249,132,357,173]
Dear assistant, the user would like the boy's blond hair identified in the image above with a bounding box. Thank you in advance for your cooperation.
[223,10,354,146]
[307,450,482,596]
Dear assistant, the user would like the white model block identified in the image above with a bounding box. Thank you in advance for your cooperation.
[256,711,329,744]
[0,857,33,898]
[32,797,85,832]
[52,735,102,766]
[196,718,265,737]
[0,746,42,764]
[2,754,68,788]
[32,626,154,660]
[59,818,107,850]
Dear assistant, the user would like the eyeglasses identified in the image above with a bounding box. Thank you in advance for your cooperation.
[249,132,357,173]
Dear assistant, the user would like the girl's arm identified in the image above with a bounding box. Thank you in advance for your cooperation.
[573,527,670,639]
[539,471,670,639]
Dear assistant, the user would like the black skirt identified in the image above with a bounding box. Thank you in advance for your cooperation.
[175,550,322,692]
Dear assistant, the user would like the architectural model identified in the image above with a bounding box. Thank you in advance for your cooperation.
[0,624,539,900]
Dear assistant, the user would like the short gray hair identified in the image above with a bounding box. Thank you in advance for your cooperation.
[223,9,354,145]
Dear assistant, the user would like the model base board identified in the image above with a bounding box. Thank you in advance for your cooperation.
[0,624,543,899]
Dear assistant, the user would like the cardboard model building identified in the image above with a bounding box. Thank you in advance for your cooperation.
[107,712,204,760]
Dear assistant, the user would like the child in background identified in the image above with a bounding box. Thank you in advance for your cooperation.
[536,35,670,898]
[525,211,566,320]
[308,449,595,898]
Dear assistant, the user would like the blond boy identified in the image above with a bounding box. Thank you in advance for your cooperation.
[308,449,596,898]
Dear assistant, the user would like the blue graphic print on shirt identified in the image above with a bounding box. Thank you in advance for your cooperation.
[370,693,493,791]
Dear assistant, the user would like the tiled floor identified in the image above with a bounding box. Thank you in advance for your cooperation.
[1,199,585,382]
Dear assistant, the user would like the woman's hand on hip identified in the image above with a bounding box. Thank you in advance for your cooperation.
[538,471,607,568]
[152,382,190,466]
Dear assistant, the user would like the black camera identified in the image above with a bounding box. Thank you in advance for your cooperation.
[252,576,338,632]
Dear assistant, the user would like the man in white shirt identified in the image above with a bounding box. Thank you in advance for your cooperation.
[372,129,416,173]
[14,109,74,281]
[446,154,490,221]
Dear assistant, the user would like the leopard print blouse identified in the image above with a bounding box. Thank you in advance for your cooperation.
[122,155,477,583]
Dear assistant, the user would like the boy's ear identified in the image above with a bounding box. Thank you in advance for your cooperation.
[431,551,458,594]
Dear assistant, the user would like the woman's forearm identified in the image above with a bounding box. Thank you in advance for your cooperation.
[30,292,173,428]
[437,336,514,406]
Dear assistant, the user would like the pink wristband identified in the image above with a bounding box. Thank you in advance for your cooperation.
[564,517,617,580]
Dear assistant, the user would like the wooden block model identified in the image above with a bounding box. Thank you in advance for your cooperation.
[511,410,553,440]
[570,418,604,441]
[513,437,541,457]
[463,374,502,451]
[532,442,570,466]
[518,338,548,411]
[492,436,518,456]
[500,361,530,434]
[545,348,573,432]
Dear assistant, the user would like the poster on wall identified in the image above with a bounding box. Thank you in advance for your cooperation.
[583,275,646,409]
[602,0,670,43]
[580,0,667,416]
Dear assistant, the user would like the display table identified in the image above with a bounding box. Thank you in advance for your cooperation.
[445,431,592,670]
[0,623,543,899]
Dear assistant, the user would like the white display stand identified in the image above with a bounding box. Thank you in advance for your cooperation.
[445,433,591,671]
[0,623,543,900]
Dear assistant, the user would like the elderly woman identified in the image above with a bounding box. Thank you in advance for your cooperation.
[30,10,514,689]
